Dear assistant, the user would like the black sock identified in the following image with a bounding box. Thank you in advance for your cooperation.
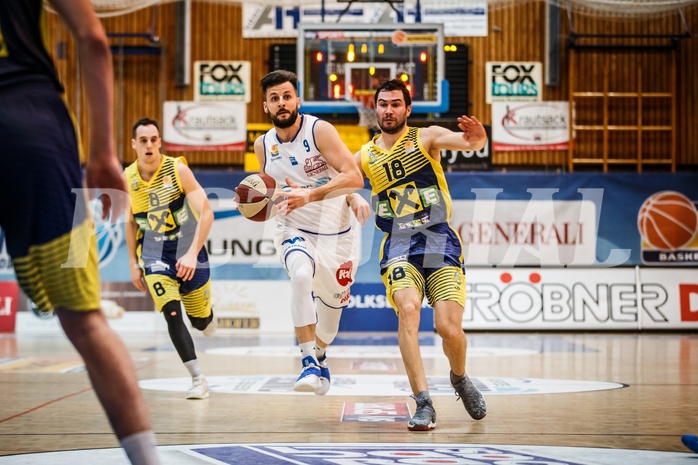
[450,371,466,385]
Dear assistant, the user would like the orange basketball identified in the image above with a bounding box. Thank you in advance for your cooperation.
[637,191,698,250]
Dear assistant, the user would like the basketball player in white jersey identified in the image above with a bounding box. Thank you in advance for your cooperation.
[253,70,369,395]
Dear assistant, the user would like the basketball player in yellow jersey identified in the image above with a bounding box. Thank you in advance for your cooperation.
[351,79,487,431]
[125,118,216,400]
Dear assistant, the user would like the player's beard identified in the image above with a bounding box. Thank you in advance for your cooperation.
[378,115,406,135]
[271,109,299,129]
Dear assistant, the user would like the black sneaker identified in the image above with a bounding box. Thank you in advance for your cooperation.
[407,393,436,431]
[451,371,487,420]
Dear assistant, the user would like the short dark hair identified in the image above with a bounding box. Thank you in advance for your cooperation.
[374,79,412,107]
[132,117,159,138]
[260,70,298,100]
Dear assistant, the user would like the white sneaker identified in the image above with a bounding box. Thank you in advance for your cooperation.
[186,376,209,399]
[293,356,322,392]
[202,313,217,337]
[315,357,331,396]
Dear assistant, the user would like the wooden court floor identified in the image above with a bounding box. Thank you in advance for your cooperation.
[0,329,696,461]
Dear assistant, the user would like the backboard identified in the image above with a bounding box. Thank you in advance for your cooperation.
[297,23,448,114]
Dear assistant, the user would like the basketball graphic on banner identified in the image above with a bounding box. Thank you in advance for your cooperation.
[637,191,698,250]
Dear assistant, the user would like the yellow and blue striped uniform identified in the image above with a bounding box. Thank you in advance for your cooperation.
[125,155,211,315]
[0,0,99,311]
[361,126,452,234]
[360,127,466,309]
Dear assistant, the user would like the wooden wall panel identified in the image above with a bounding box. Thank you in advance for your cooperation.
[46,2,698,170]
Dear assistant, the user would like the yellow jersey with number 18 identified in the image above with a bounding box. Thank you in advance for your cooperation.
[360,126,452,234]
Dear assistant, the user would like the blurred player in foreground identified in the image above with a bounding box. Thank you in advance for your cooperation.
[0,0,160,462]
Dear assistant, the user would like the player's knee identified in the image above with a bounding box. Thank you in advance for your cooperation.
[396,301,421,328]
[435,319,463,341]
[189,312,213,331]
[162,301,181,322]
[286,252,314,286]
[315,301,342,344]
[397,299,421,316]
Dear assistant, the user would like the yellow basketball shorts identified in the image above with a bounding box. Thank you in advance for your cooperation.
[12,218,101,312]
[0,84,101,312]
[381,261,466,311]
[143,272,212,319]
[378,223,466,311]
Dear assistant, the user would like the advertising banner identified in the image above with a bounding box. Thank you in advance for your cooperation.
[463,267,698,330]
[162,101,246,151]
[0,282,18,332]
[486,62,543,103]
[451,198,597,266]
[445,173,698,267]
[491,101,569,151]
[193,61,252,103]
[211,280,292,332]
[3,172,698,332]
[3,172,697,280]
[243,2,487,38]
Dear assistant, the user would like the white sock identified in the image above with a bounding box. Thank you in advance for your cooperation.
[299,341,317,365]
[120,430,162,465]
[183,359,202,379]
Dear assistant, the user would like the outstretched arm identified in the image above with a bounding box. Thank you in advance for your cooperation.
[422,115,487,159]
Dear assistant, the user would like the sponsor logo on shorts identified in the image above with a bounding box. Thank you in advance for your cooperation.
[282,236,305,246]
[336,260,353,286]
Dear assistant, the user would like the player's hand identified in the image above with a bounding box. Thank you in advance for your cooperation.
[85,155,129,223]
[277,177,311,216]
[457,115,486,144]
[347,193,371,226]
[130,265,147,292]
[176,251,198,281]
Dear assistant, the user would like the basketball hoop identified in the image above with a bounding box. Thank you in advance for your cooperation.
[355,94,380,133]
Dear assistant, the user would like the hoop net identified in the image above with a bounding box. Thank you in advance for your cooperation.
[88,0,698,18]
[355,95,380,133]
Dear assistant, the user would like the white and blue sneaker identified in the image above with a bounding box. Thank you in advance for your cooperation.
[293,356,322,392]
[315,355,331,396]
